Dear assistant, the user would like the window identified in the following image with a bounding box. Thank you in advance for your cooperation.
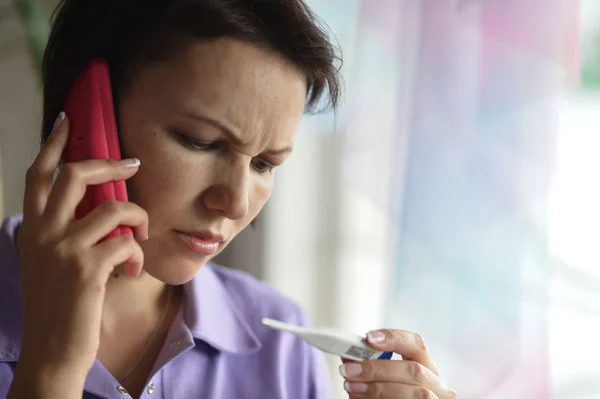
[548,2,600,396]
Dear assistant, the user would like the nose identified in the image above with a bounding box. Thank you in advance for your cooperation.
[202,162,250,220]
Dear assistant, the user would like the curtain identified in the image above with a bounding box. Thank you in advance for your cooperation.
[341,1,579,397]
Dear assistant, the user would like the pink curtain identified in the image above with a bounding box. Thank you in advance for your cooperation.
[341,1,579,397]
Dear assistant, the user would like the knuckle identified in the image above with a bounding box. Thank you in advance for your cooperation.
[102,200,123,215]
[60,163,81,184]
[129,201,147,215]
[414,387,435,399]
[105,200,144,217]
[409,362,427,383]
[357,361,372,379]
[124,201,148,220]
[117,234,141,255]
[366,382,384,397]
[138,206,149,221]
[361,361,380,381]
[414,333,428,351]
[96,256,116,273]
[95,253,117,272]
[120,233,137,247]
[387,329,405,344]
[54,239,74,260]
[55,239,86,265]
[35,229,51,244]
[25,164,43,185]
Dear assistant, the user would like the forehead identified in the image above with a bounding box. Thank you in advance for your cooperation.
[130,38,307,151]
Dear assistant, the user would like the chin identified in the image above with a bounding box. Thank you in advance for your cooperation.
[143,254,209,285]
[144,251,210,285]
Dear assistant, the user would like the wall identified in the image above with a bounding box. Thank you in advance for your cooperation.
[0,0,45,219]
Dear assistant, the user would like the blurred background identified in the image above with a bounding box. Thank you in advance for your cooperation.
[1,0,598,398]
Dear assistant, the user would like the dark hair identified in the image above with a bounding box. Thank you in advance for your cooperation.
[41,0,343,144]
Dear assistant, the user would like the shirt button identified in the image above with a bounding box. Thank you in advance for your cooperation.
[169,340,181,349]
[116,385,129,395]
[147,381,155,394]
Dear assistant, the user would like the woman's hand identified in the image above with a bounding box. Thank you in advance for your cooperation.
[340,329,457,398]
[9,113,148,397]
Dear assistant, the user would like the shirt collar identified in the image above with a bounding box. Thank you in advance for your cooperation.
[182,263,262,354]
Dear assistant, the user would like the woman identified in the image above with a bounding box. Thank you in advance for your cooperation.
[0,0,457,398]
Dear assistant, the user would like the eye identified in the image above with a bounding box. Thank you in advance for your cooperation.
[251,158,275,174]
[176,132,219,151]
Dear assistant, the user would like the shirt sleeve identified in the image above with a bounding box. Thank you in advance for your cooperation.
[0,362,15,398]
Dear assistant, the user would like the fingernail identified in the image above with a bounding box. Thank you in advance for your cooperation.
[339,363,362,377]
[121,158,141,167]
[53,112,65,129]
[367,331,386,343]
[344,382,368,394]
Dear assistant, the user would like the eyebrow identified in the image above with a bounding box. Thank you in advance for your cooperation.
[265,146,293,156]
[184,112,293,156]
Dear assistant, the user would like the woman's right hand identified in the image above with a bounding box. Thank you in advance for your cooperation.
[9,113,149,397]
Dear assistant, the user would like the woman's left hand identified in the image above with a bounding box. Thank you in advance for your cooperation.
[339,329,457,398]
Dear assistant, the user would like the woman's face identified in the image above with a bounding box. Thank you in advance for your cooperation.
[118,38,306,284]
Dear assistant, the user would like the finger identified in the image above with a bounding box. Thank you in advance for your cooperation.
[23,112,68,218]
[45,158,140,227]
[70,200,149,245]
[340,360,454,399]
[366,329,439,376]
[343,381,440,399]
[92,233,144,278]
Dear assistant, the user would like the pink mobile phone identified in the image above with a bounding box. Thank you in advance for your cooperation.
[62,59,133,239]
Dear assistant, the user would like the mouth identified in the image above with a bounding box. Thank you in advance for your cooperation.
[174,230,225,256]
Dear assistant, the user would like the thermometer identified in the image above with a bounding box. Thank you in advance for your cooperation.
[261,317,394,361]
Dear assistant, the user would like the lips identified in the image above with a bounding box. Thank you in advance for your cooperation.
[175,230,224,256]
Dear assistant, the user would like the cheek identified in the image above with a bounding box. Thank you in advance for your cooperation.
[125,162,180,218]
[122,138,198,215]
[250,179,273,213]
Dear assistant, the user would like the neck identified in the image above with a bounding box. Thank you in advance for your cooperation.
[101,268,170,333]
